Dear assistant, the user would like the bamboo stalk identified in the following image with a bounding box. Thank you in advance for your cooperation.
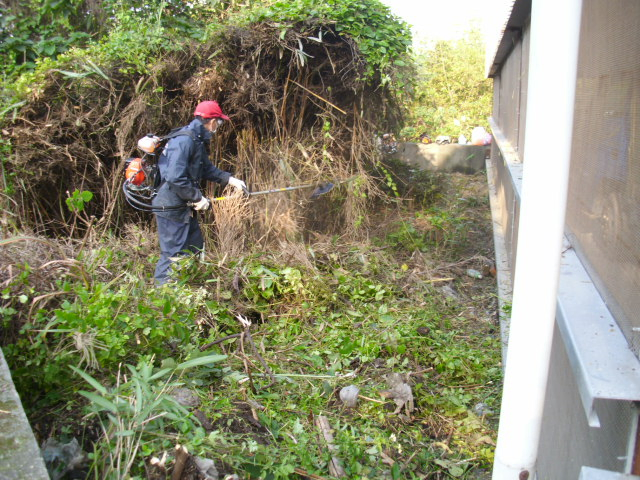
[289,79,347,115]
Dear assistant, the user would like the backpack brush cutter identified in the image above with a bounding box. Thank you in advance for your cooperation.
[122,156,357,212]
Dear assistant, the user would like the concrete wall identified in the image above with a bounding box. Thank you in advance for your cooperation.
[393,143,489,174]
[0,348,49,479]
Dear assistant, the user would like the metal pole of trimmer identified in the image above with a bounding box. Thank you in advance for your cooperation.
[211,175,358,202]
[247,181,338,199]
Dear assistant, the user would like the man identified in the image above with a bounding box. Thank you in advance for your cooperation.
[151,100,246,285]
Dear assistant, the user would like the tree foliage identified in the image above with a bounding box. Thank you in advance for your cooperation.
[1,0,412,88]
[243,0,412,84]
[0,0,95,77]
[0,0,233,81]
[402,28,492,141]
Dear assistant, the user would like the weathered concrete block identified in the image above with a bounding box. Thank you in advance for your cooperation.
[0,348,49,480]
[394,143,489,173]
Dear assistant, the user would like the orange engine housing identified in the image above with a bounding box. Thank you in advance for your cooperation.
[125,158,146,185]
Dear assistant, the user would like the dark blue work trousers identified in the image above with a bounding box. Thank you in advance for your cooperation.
[154,214,203,285]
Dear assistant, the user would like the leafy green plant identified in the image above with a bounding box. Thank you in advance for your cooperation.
[0,0,93,78]
[0,0,227,80]
[65,189,93,213]
[71,353,226,478]
[376,161,400,197]
[0,138,16,202]
[4,278,208,404]
[419,207,470,252]
[242,263,312,312]
[385,221,429,252]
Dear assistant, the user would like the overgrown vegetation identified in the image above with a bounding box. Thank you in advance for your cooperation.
[1,0,413,239]
[1,1,501,478]
[3,172,499,479]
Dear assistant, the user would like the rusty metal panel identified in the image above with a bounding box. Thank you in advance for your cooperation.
[565,0,640,356]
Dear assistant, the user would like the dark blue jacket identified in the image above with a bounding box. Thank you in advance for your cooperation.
[152,118,231,222]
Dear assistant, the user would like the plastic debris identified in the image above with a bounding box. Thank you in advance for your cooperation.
[473,402,494,417]
[466,268,483,279]
[380,373,414,415]
[471,126,492,146]
[170,387,201,408]
[41,437,88,480]
[440,285,459,301]
[195,456,220,480]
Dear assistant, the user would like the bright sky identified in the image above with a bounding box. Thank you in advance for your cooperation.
[379,0,510,47]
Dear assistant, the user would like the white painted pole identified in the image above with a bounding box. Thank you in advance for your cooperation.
[492,0,583,479]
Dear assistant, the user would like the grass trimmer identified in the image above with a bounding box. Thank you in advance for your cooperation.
[210,175,358,202]
[122,172,358,212]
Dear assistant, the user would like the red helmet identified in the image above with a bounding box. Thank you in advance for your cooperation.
[193,100,230,120]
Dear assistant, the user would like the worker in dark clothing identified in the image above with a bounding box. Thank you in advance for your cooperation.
[151,100,246,285]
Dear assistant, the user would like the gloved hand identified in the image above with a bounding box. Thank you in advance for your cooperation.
[228,176,247,192]
[192,196,211,211]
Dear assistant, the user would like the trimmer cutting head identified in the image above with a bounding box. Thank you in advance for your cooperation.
[309,182,335,199]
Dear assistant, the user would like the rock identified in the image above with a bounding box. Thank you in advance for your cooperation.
[473,402,494,417]
[339,385,360,408]
[41,438,88,480]
[170,388,201,408]
[193,409,214,431]
[416,326,431,336]
[194,456,219,480]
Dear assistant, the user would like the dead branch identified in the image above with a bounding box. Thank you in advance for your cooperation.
[171,444,189,480]
[315,415,346,478]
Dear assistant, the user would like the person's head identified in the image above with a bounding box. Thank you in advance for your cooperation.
[193,100,230,133]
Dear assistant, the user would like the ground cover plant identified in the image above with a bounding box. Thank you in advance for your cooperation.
[1,0,501,478]
[2,170,500,479]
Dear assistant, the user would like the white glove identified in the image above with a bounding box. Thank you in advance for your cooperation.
[228,176,247,192]
[192,196,211,211]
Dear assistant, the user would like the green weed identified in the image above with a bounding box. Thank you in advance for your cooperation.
[3,172,500,478]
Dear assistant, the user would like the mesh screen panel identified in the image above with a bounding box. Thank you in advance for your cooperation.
[517,22,530,161]
[498,41,523,154]
[566,0,640,356]
[493,76,501,120]
[494,23,530,161]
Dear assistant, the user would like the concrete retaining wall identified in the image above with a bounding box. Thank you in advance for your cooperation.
[393,143,490,174]
[0,348,49,480]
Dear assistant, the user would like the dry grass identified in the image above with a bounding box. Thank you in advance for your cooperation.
[210,189,251,258]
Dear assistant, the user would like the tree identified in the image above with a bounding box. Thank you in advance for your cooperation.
[402,28,492,141]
